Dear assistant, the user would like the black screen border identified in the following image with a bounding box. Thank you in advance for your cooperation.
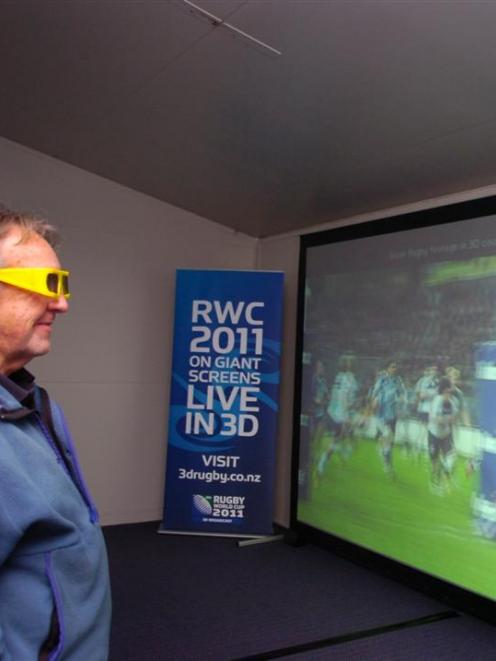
[290,194,496,624]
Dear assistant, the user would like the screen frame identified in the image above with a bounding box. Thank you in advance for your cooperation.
[290,194,496,624]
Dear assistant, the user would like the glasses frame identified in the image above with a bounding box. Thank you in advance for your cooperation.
[0,267,71,299]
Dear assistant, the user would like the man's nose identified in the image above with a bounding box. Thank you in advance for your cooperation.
[48,294,69,313]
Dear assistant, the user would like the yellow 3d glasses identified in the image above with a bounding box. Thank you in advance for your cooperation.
[0,268,70,299]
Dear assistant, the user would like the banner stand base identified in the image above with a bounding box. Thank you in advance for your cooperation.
[237,534,284,548]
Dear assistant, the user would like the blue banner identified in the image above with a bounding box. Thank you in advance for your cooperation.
[161,269,284,536]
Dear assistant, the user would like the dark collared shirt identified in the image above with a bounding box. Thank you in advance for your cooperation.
[0,367,36,408]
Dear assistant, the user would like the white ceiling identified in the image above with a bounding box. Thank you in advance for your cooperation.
[1,0,496,238]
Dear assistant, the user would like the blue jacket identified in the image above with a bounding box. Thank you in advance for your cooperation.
[0,383,111,660]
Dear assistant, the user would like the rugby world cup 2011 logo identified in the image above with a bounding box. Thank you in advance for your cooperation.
[192,494,213,519]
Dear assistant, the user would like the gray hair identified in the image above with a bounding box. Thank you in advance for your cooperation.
[0,206,60,249]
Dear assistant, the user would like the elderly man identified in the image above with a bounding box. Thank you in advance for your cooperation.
[0,209,111,659]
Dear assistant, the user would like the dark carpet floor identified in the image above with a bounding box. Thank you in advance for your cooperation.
[103,522,496,660]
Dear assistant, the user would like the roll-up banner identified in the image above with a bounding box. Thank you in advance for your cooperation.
[160,269,284,537]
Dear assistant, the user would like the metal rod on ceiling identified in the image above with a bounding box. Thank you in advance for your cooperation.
[182,0,282,57]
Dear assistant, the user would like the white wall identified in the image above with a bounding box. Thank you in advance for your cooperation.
[0,137,257,525]
[255,237,299,527]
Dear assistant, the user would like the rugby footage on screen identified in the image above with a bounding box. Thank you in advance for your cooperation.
[293,197,496,611]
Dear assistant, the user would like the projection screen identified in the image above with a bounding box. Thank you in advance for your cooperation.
[292,196,496,619]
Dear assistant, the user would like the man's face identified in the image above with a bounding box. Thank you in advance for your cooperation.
[0,228,69,374]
